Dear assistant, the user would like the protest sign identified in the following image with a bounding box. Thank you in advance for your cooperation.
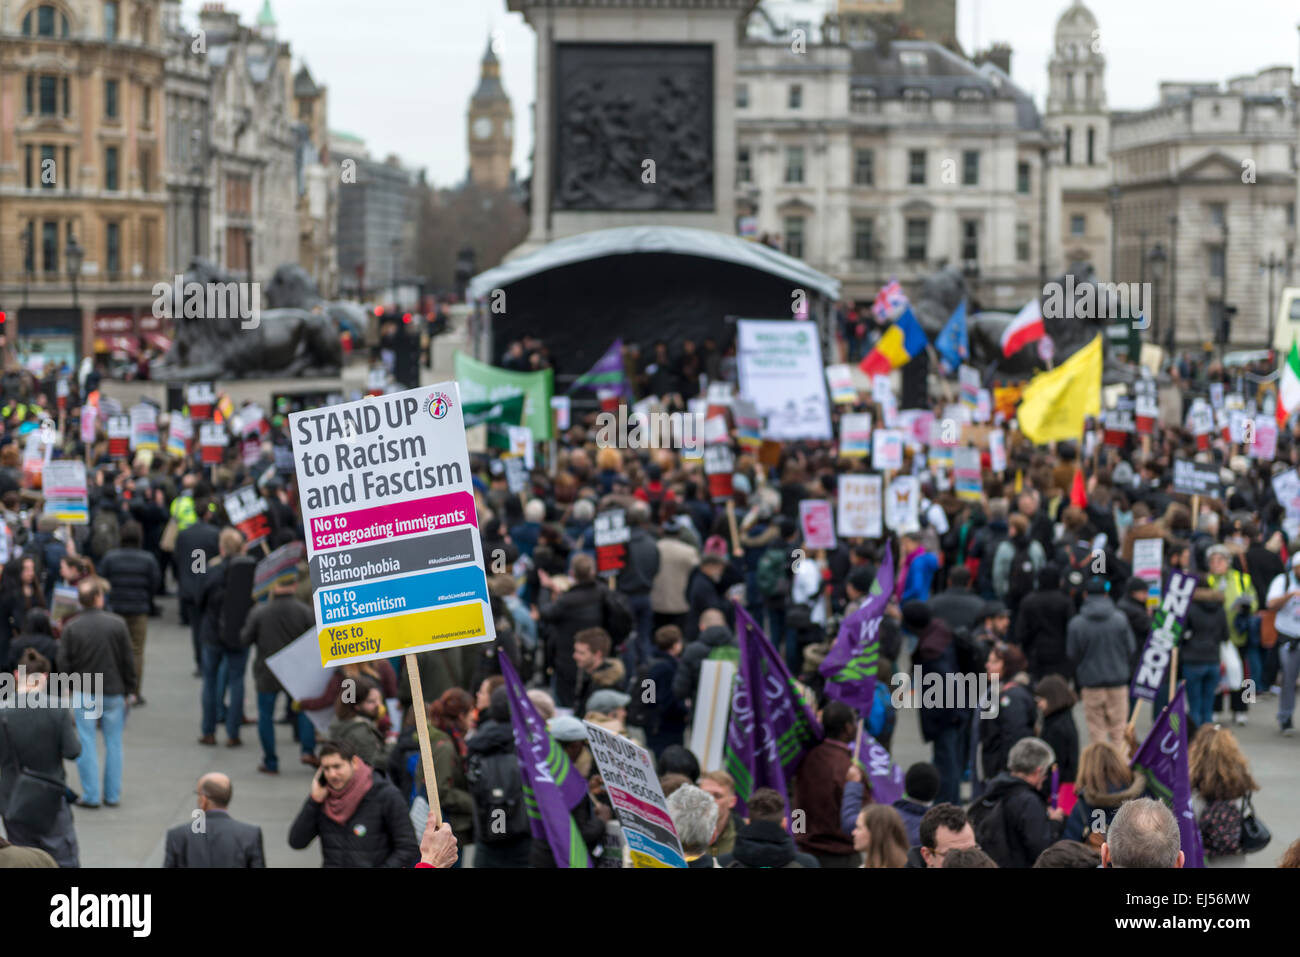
[837,474,883,539]
[265,628,335,734]
[41,460,88,524]
[594,509,629,577]
[254,541,306,600]
[871,375,893,405]
[839,413,872,458]
[290,382,495,668]
[872,429,904,471]
[107,415,131,459]
[1172,459,1221,497]
[704,444,735,502]
[988,429,1007,473]
[885,475,921,533]
[735,320,832,441]
[199,422,227,465]
[731,399,763,450]
[1273,469,1300,539]
[825,364,857,405]
[186,382,215,421]
[959,365,980,408]
[583,721,686,868]
[129,404,159,452]
[224,485,271,550]
[503,455,528,494]
[50,583,79,624]
[1132,538,1163,584]
[550,395,571,432]
[689,659,736,774]
[167,414,192,458]
[1130,571,1196,703]
[1251,416,1276,460]
[799,500,836,550]
[974,388,992,424]
[953,447,982,502]
[79,404,97,445]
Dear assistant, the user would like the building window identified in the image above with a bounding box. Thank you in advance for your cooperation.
[908,149,926,185]
[1065,71,1074,102]
[1208,203,1226,227]
[736,146,751,185]
[783,216,805,259]
[785,146,805,184]
[1208,246,1225,279]
[1085,73,1094,102]
[28,5,68,37]
[105,79,119,120]
[62,76,70,116]
[1064,127,1073,165]
[142,87,152,125]
[24,145,34,189]
[142,219,155,276]
[106,222,121,277]
[902,89,930,114]
[25,75,35,115]
[1288,203,1296,228]
[40,145,56,190]
[105,1,119,40]
[105,146,119,191]
[1017,161,1031,194]
[853,218,875,261]
[40,76,58,116]
[1016,223,1031,262]
[43,221,59,273]
[957,88,987,113]
[736,83,749,109]
[1070,214,1086,237]
[850,88,878,113]
[139,146,151,193]
[961,220,979,262]
[788,84,802,109]
[1087,127,1096,165]
[63,146,72,190]
[854,148,874,186]
[962,150,979,187]
[906,218,929,262]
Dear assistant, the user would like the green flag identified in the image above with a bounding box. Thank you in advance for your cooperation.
[453,352,554,440]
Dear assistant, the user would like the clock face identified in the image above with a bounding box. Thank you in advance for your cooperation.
[473,117,493,140]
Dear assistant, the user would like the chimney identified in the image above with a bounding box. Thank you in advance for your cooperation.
[974,42,1012,76]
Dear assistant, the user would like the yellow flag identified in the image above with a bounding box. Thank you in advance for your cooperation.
[1016,335,1102,444]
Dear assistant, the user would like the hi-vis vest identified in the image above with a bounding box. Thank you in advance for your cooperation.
[170,492,198,532]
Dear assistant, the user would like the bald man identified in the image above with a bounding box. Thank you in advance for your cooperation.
[163,773,265,868]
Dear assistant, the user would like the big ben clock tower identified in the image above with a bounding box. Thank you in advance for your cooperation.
[468,37,514,190]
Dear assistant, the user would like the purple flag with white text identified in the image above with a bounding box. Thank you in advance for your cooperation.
[820,544,894,714]
[1130,683,1204,868]
[853,725,904,806]
[568,339,629,398]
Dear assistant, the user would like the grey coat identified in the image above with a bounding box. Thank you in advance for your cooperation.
[1066,595,1136,688]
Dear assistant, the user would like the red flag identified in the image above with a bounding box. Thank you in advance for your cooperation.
[1070,469,1088,509]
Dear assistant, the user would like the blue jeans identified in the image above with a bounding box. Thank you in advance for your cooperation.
[1182,662,1219,728]
[257,691,279,770]
[74,694,126,806]
[298,712,317,755]
[201,645,249,740]
[932,722,964,806]
[1243,619,1265,697]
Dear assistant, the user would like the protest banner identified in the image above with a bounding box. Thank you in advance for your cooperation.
[265,628,335,735]
[704,444,735,503]
[1273,468,1300,539]
[594,508,629,577]
[959,365,980,408]
[550,395,571,432]
[988,429,1007,473]
[167,414,192,458]
[1135,391,1159,435]
[129,404,159,452]
[107,415,131,459]
[854,725,904,806]
[735,319,832,441]
[885,475,921,533]
[503,455,528,495]
[839,413,872,458]
[224,485,271,550]
[702,414,729,447]
[1172,459,1221,497]
[799,499,836,550]
[583,721,687,868]
[453,351,554,439]
[825,364,857,405]
[1130,571,1196,711]
[897,409,935,449]
[40,460,88,524]
[253,540,306,600]
[241,433,261,468]
[1132,538,1163,584]
[871,375,893,405]
[50,583,79,625]
[1102,401,1135,446]
[1186,401,1214,451]
[974,388,992,424]
[199,422,227,465]
[1251,415,1277,460]
[953,447,982,502]
[689,659,736,774]
[79,404,97,447]
[1130,685,1205,868]
[872,429,904,471]
[837,474,883,539]
[187,382,216,421]
[731,398,763,451]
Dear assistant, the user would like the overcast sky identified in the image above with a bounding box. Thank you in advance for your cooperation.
[184,0,1300,188]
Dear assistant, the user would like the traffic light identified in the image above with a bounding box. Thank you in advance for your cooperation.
[393,323,421,390]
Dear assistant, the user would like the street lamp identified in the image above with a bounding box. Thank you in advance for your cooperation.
[1262,253,1285,350]
[65,236,84,308]
[390,237,401,309]
[1147,243,1166,353]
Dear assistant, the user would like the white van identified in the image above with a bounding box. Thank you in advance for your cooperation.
[1274,287,1300,354]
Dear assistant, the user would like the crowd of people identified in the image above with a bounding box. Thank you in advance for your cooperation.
[1,328,1300,871]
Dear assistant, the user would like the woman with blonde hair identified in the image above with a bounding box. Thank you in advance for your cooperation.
[1189,725,1262,867]
[1061,742,1145,847]
[852,803,909,868]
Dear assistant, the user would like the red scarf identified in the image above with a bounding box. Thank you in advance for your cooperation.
[323,761,373,826]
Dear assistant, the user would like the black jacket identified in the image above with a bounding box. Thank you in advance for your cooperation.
[1039,708,1079,784]
[0,701,80,814]
[164,810,265,867]
[673,625,736,702]
[616,527,660,595]
[174,522,220,603]
[684,568,729,644]
[539,581,608,708]
[239,595,315,694]
[980,680,1036,781]
[718,819,821,868]
[913,620,963,742]
[927,587,984,636]
[972,772,1064,869]
[1014,588,1075,680]
[288,776,419,867]
[58,608,137,697]
[1183,599,1227,665]
[99,547,161,616]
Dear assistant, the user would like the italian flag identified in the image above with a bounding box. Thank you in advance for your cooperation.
[1279,340,1300,428]
[1001,299,1045,357]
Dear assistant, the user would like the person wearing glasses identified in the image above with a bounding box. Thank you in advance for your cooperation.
[908,803,977,868]
[164,772,265,867]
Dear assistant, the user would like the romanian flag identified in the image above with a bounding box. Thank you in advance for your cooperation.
[1016,334,1102,444]
[859,306,927,376]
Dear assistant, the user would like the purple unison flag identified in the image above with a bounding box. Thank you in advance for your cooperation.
[853,725,904,806]
[568,338,629,398]
[498,655,591,868]
[1130,571,1197,702]
[1130,683,1205,868]
[723,603,824,818]
[820,544,894,714]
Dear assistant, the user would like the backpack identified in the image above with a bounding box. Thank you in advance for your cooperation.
[601,588,634,645]
[90,509,120,560]
[757,546,792,602]
[967,793,1013,868]
[1006,541,1037,606]
[466,749,531,845]
[1200,799,1243,857]
[1064,543,1090,603]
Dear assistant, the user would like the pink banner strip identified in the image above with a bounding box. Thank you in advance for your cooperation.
[309,491,477,551]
